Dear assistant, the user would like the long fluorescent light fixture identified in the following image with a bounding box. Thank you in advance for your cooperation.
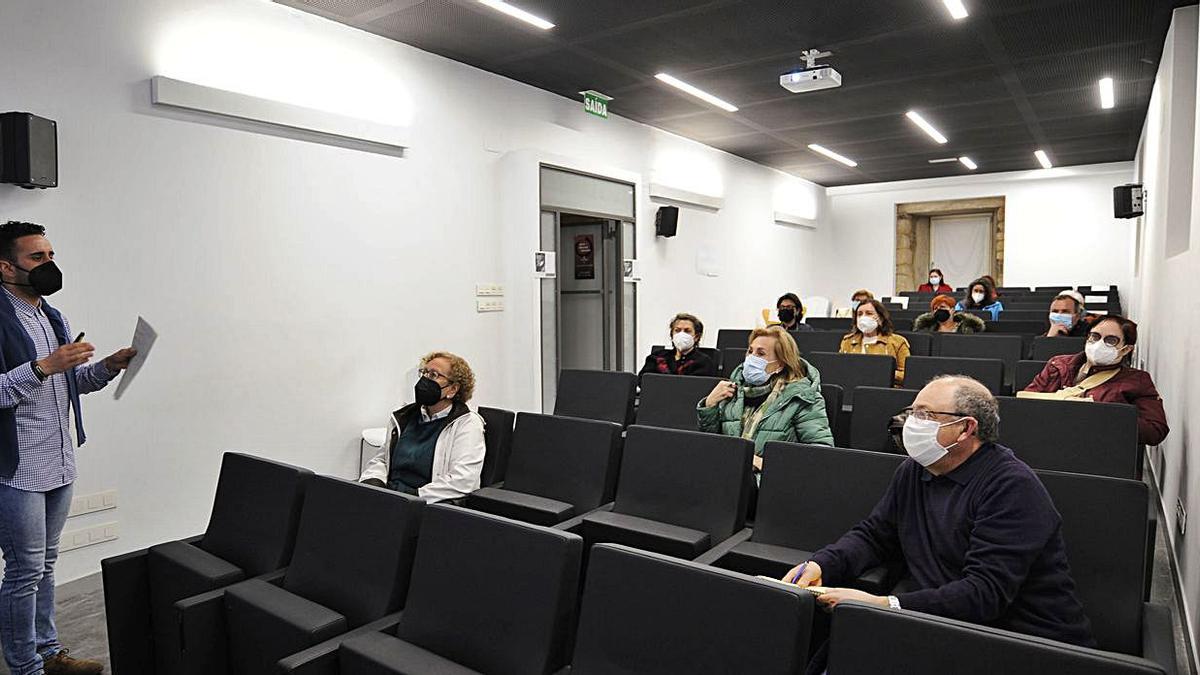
[1099,77,1115,109]
[1034,149,1053,169]
[477,0,554,30]
[906,111,948,144]
[655,73,738,112]
[958,156,978,170]
[928,157,958,164]
[943,0,969,20]
[808,143,858,167]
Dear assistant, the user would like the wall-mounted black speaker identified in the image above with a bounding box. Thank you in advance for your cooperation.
[1113,183,1143,219]
[0,112,58,189]
[655,205,679,237]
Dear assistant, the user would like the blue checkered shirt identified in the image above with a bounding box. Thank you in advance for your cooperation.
[0,289,114,492]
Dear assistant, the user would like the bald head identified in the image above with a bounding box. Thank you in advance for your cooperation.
[914,376,1000,444]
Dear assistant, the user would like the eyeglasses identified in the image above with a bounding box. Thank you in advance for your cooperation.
[902,407,965,421]
[1085,332,1122,347]
[418,368,451,382]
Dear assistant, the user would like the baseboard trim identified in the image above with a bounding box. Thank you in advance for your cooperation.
[1148,457,1199,675]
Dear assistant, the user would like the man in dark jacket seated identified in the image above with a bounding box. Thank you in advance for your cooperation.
[783,376,1096,665]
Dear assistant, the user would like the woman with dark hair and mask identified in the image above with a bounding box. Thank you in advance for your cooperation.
[359,351,485,502]
[955,277,1005,322]
[1022,316,1168,446]
[914,294,985,334]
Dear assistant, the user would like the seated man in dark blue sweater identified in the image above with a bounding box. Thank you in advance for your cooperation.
[783,375,1095,648]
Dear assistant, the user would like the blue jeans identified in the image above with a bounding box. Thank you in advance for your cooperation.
[0,482,73,675]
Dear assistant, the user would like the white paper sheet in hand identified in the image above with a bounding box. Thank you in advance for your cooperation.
[114,316,158,400]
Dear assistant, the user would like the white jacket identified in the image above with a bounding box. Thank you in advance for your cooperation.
[359,404,486,503]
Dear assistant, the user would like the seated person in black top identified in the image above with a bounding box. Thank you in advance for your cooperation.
[639,313,716,377]
[783,375,1095,651]
[775,292,812,331]
[1046,290,1097,338]
[360,351,486,502]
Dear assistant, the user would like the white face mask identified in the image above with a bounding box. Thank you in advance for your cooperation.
[902,415,963,467]
[1085,339,1124,367]
[857,316,879,334]
[971,292,986,304]
[929,276,941,286]
[671,330,695,352]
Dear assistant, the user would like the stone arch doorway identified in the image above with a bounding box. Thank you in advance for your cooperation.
[895,196,1006,292]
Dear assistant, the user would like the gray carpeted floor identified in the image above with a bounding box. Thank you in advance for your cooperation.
[0,521,1196,675]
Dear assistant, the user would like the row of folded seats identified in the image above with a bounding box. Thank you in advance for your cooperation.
[713,329,1084,389]
[103,434,1172,674]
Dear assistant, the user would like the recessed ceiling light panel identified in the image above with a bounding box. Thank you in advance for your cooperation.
[477,0,554,30]
[1034,149,1053,169]
[943,0,969,20]
[807,143,858,167]
[655,73,739,112]
[1099,77,1115,109]
[906,111,948,144]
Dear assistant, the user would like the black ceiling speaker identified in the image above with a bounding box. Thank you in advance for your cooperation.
[655,205,679,237]
[1113,184,1144,219]
[0,112,58,189]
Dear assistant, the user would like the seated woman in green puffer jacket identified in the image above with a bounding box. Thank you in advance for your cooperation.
[697,326,834,477]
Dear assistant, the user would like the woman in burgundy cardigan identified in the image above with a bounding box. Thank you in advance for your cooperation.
[1024,315,1169,446]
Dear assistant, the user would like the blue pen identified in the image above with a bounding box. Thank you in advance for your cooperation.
[786,562,807,584]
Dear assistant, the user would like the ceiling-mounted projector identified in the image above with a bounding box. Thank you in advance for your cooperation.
[780,49,842,93]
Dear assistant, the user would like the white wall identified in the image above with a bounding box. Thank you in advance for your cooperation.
[1131,5,1200,666]
[0,0,825,582]
[817,163,1136,306]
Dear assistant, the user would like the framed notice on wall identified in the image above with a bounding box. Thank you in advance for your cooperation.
[534,251,556,278]
[574,234,595,279]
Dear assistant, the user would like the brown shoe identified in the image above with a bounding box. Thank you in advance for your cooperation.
[43,650,104,675]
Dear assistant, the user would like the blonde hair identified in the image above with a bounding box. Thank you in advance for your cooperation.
[747,326,808,380]
[420,351,476,403]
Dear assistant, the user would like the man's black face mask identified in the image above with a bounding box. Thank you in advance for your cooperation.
[6,260,62,296]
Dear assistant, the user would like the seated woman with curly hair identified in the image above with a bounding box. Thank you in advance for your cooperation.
[360,351,485,502]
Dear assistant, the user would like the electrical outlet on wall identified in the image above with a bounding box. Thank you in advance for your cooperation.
[1177,499,1187,536]
[476,299,504,312]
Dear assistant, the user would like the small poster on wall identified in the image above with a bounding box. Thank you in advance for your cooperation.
[574,234,595,279]
[623,258,640,282]
[534,251,556,278]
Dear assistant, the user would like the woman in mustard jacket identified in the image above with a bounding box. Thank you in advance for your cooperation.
[839,299,911,386]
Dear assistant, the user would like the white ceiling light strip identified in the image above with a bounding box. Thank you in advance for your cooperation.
[958,156,977,170]
[943,0,969,20]
[1034,149,1053,169]
[654,73,739,112]
[1099,77,1115,109]
[807,143,858,167]
[906,110,948,144]
[477,0,554,30]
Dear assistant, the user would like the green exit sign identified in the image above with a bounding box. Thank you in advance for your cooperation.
[581,90,612,118]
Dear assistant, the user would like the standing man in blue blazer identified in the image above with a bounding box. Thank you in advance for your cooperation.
[0,221,135,675]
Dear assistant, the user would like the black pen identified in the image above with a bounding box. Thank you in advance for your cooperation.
[73,332,84,343]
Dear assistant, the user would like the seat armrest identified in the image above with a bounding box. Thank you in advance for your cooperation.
[553,502,614,533]
[1142,602,1177,675]
[693,528,753,565]
[277,611,404,675]
[263,568,288,586]
[102,547,153,674]
[175,587,231,675]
